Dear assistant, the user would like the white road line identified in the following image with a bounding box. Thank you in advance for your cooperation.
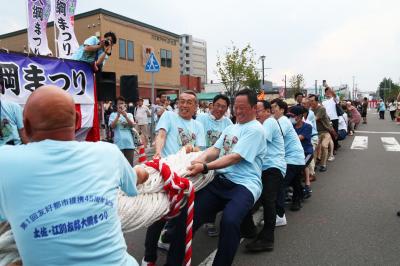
[198,238,245,266]
[356,130,400,135]
[350,136,368,150]
[381,137,400,152]
[197,209,266,266]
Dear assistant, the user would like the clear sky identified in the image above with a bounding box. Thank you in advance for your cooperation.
[1,0,400,91]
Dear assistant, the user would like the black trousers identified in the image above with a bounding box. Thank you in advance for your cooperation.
[144,219,167,262]
[379,111,385,119]
[331,119,339,150]
[241,168,283,242]
[276,164,304,217]
[390,110,396,121]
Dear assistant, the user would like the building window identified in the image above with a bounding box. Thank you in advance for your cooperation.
[166,50,172,67]
[185,53,190,57]
[119,38,126,59]
[185,46,189,50]
[127,40,134,60]
[186,67,190,72]
[160,49,172,68]
[185,60,190,65]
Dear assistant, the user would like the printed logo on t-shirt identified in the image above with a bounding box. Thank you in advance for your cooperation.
[177,127,196,146]
[220,134,238,156]
[118,118,130,130]
[0,118,13,140]
[206,130,222,147]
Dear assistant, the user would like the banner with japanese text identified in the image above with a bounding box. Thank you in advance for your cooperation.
[0,51,94,104]
[27,0,52,55]
[54,0,79,58]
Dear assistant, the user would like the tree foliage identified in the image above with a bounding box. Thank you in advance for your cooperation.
[377,77,400,100]
[216,43,261,101]
[287,74,305,98]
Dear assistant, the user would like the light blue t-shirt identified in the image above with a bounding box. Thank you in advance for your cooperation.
[277,116,305,166]
[109,112,135,150]
[0,99,24,146]
[196,113,232,148]
[262,118,286,176]
[156,111,206,157]
[0,140,139,266]
[214,120,266,202]
[72,36,108,65]
[378,102,386,111]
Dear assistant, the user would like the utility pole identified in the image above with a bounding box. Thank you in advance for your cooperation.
[315,80,317,94]
[284,75,287,98]
[260,55,266,85]
[352,76,355,100]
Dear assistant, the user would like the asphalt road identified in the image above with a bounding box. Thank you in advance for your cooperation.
[124,111,400,266]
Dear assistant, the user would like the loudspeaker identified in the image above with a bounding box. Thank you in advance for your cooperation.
[96,72,116,101]
[120,75,139,102]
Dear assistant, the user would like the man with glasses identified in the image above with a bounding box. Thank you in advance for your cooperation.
[196,94,232,236]
[164,89,266,266]
[142,90,205,266]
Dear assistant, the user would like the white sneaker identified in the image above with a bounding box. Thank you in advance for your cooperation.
[141,258,156,266]
[275,214,287,227]
[328,155,335,161]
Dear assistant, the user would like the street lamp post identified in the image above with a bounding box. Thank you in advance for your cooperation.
[260,55,266,85]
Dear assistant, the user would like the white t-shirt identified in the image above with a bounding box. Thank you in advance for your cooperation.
[134,105,150,125]
[338,113,348,132]
[388,102,397,112]
[322,97,338,120]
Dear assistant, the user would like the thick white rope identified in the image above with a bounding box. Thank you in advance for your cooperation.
[119,148,214,233]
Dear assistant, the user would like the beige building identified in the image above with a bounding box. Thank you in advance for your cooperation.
[0,8,181,101]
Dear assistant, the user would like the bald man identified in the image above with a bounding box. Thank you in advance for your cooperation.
[0,86,146,266]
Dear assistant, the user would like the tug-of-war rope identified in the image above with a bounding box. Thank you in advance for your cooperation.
[0,149,214,266]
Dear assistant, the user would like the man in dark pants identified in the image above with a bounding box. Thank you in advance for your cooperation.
[164,89,266,266]
[244,100,286,252]
[271,99,305,215]
[142,91,205,265]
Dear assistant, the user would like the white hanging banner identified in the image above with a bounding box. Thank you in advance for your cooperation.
[54,0,79,58]
[27,0,52,55]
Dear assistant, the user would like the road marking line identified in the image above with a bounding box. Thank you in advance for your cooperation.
[381,137,400,152]
[350,136,368,150]
[355,130,400,135]
[198,238,245,266]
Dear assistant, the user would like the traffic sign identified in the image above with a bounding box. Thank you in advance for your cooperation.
[145,52,160,73]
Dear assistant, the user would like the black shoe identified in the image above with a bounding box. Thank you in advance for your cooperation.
[397,210,400,217]
[245,238,274,252]
[241,224,258,239]
[303,186,312,199]
[319,165,327,172]
[290,201,302,211]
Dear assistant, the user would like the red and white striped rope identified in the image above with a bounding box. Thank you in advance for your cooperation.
[145,158,195,266]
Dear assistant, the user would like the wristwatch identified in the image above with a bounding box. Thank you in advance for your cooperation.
[202,163,209,174]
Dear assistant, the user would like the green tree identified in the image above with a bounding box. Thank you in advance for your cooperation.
[378,77,400,100]
[216,43,261,105]
[288,74,305,98]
